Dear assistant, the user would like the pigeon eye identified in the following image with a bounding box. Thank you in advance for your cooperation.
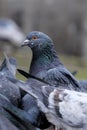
[32,36,37,40]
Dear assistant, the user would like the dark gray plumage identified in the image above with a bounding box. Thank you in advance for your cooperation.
[0,93,37,130]
[0,54,21,106]
[0,94,19,130]
[0,55,38,130]
[22,31,80,91]
[0,55,28,129]
[0,113,19,130]
[7,76,51,129]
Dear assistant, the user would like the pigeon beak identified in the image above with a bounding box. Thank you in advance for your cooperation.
[21,39,30,47]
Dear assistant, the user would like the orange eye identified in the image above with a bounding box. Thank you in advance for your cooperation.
[32,36,37,40]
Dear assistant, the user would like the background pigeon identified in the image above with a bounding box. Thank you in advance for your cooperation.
[0,54,21,106]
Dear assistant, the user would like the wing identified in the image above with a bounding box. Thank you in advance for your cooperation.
[17,69,50,85]
[44,66,80,90]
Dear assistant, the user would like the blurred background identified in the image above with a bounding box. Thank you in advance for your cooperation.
[0,0,87,79]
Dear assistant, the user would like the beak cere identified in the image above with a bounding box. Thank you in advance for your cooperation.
[21,39,29,47]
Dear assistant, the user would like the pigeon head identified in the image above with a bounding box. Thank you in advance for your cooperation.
[21,31,61,75]
[22,31,53,54]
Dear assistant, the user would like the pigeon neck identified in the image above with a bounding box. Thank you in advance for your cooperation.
[29,46,62,75]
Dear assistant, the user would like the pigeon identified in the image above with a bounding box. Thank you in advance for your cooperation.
[36,86,87,130]
[14,31,84,129]
[0,55,40,130]
[21,31,80,91]
[7,77,87,130]
[0,54,21,106]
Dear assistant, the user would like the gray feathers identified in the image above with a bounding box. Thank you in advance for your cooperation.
[0,113,19,130]
[0,55,38,130]
[0,55,21,106]
[43,66,80,90]
[22,31,80,91]
[0,53,17,76]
